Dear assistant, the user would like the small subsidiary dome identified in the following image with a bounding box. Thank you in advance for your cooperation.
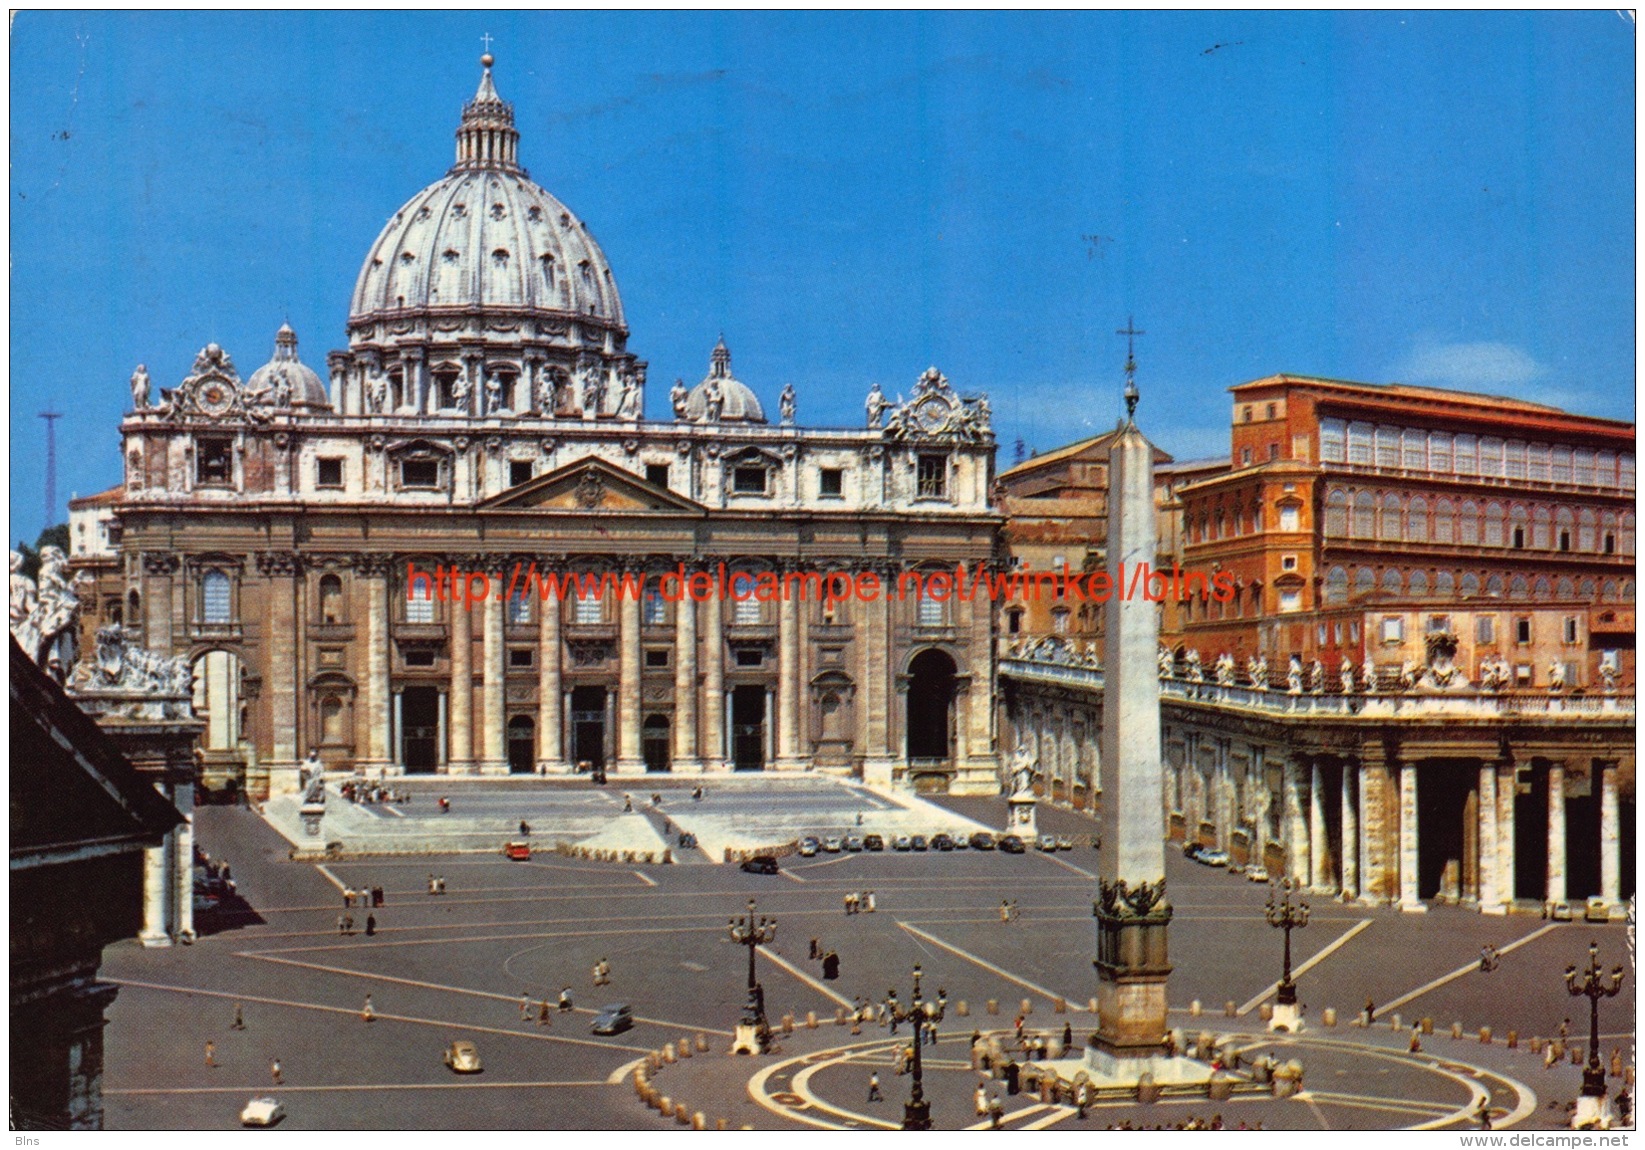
[685,338,766,424]
[244,324,330,408]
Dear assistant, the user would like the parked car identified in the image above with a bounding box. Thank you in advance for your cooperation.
[503,840,531,861]
[1197,848,1231,867]
[969,832,996,851]
[844,835,865,852]
[1549,901,1574,921]
[950,831,971,850]
[1055,835,1074,851]
[798,837,819,857]
[892,835,913,851]
[999,835,1027,854]
[821,836,843,853]
[443,1040,482,1073]
[239,1098,285,1127]
[1586,897,1611,922]
[931,833,954,851]
[910,835,929,851]
[1036,834,1059,852]
[740,855,780,875]
[1183,842,1205,860]
[591,1003,634,1035]
[1245,865,1270,883]
[863,833,886,851]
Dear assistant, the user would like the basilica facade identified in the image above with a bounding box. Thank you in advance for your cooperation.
[86,57,1001,800]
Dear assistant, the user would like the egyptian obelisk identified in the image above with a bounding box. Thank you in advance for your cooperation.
[1090,321,1173,1074]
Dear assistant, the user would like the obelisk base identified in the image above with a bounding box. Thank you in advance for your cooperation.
[1091,896,1173,1068]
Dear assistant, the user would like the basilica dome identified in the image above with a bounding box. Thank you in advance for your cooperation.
[244,323,330,408]
[348,59,625,332]
[685,338,765,423]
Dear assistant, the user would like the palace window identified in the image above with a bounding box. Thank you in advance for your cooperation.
[1454,434,1478,475]
[1278,588,1301,613]
[575,594,602,625]
[201,570,232,624]
[1402,428,1426,471]
[1319,418,1346,463]
[1429,432,1453,473]
[1375,425,1400,469]
[1382,569,1403,595]
[819,468,843,498]
[1408,569,1429,597]
[916,454,948,498]
[735,648,763,667]
[1477,615,1495,644]
[317,457,344,488]
[1528,442,1551,482]
[509,648,534,668]
[731,574,761,624]
[1007,609,1023,635]
[733,466,768,495]
[1515,617,1532,644]
[1347,422,1372,465]
[403,648,435,667]
[197,438,234,485]
[1323,567,1348,605]
[1381,617,1404,644]
[646,463,670,489]
[507,592,531,625]
[645,649,669,668]
[405,590,434,624]
[918,595,946,628]
[319,573,344,624]
[1278,504,1300,532]
[401,458,440,488]
[1051,607,1070,634]
[509,460,533,487]
[1479,438,1505,478]
[643,588,667,626]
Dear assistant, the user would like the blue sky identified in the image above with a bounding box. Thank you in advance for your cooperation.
[9,11,1635,541]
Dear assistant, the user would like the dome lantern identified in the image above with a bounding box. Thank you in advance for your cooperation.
[452,53,523,175]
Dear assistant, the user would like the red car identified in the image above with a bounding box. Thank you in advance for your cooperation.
[504,841,531,861]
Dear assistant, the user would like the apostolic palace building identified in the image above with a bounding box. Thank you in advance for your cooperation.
[74,57,1001,801]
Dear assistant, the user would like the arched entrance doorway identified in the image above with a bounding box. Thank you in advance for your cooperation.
[507,715,536,774]
[905,648,956,763]
[192,649,246,797]
[643,715,671,772]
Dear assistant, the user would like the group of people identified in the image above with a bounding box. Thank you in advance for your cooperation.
[999,899,1021,923]
[843,890,877,915]
[336,911,376,936]
[592,958,613,986]
[340,781,404,805]
[426,874,449,895]
[342,885,383,908]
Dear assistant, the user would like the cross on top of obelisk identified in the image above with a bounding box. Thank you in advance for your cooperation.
[1117,317,1144,422]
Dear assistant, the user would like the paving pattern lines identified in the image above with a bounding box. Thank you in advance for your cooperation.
[1372,923,1559,1019]
[1235,920,1374,1014]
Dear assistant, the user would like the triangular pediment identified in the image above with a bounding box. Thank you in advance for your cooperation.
[478,456,706,513]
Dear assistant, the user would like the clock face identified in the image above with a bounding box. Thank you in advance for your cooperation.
[912,395,951,433]
[198,380,236,417]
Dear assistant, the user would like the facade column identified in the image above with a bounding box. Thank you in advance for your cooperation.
[360,556,392,769]
[262,554,299,788]
[673,592,700,772]
[1284,754,1309,885]
[1600,760,1621,906]
[172,781,195,939]
[777,584,801,767]
[449,566,473,773]
[702,587,726,771]
[861,568,894,785]
[1309,759,1327,890]
[1477,761,1502,914]
[1340,759,1359,901]
[1357,754,1384,904]
[537,583,564,772]
[1398,759,1423,912]
[392,690,404,769]
[1545,760,1567,908]
[139,836,173,946]
[477,561,507,774]
[615,572,643,774]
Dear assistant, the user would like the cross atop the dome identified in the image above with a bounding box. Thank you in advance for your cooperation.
[481,32,494,56]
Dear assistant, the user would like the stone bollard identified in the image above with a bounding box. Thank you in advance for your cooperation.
[1529,1037,1543,1053]
[782,1013,794,1035]
[659,1096,673,1117]
[648,1053,661,1072]
[635,1075,647,1098]
[676,1105,692,1126]
[697,1033,710,1052]
[806,1011,817,1030]
[957,1000,969,1017]
[1136,1072,1160,1105]
[1573,1047,1585,1066]
[987,999,999,1016]
[1041,1077,1055,1104]
[692,1113,706,1131]
[1421,1017,1433,1035]
[1259,1003,1274,1022]
[1391,1013,1402,1031]
[1048,1038,1063,1060]
[663,1044,676,1064]
[1191,999,1203,1017]
[1507,1030,1517,1048]
[1054,998,1067,1014]
[1021,998,1033,1016]
[1450,1022,1462,1040]
[1480,1026,1492,1044]
[1322,1007,1336,1028]
[1225,1001,1237,1018]
[835,1007,847,1025]
[1088,997,1099,1015]
[679,1038,692,1058]
[1195,1032,1215,1060]
[716,1120,728,1132]
[1209,1071,1232,1102]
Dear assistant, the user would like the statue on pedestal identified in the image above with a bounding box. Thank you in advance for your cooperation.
[670,378,690,419]
[865,382,888,428]
[779,383,796,425]
[1287,656,1304,695]
[130,364,151,411]
[1309,659,1326,695]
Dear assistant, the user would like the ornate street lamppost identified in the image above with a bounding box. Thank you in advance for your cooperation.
[1265,878,1310,1032]
[1565,940,1625,1129]
[883,963,947,1130]
[728,898,777,1054]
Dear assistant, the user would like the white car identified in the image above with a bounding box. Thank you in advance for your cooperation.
[798,837,819,857]
[1245,865,1270,883]
[821,836,843,853]
[892,835,913,851]
[240,1097,285,1127]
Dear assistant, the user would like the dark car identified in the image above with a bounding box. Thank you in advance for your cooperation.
[998,834,1026,854]
[1183,842,1205,861]
[591,1003,634,1035]
[863,833,886,851]
[931,833,954,851]
[740,855,780,874]
[969,832,996,851]
[910,835,929,851]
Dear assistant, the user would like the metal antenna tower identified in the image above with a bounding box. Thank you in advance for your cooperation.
[39,410,62,527]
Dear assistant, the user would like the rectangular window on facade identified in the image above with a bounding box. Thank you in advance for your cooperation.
[643,589,666,625]
[1241,447,1253,466]
[1268,443,1281,461]
[1051,609,1070,634]
[646,463,670,488]
[1505,441,1527,480]
[1349,621,1361,643]
[1317,623,1327,645]
[403,648,436,667]
[1007,610,1022,635]
[1281,554,1298,570]
[509,648,534,668]
[509,460,533,487]
[1427,614,1451,633]
[733,466,767,494]
[317,457,344,487]
[1319,419,1345,463]
[575,596,602,625]
[1381,616,1404,644]
[1574,449,1596,487]
[735,648,763,667]
[1476,615,1495,644]
[1551,446,1573,484]
[819,468,843,498]
[1266,403,1277,419]
[1564,617,1579,644]
[1375,425,1400,469]
[1515,617,1532,644]
[197,438,234,485]
[1279,506,1300,532]
[645,649,669,668]
[1429,432,1453,473]
[405,594,434,624]
[1278,589,1301,613]
[1243,405,1254,423]
[201,571,232,624]
[1454,434,1478,474]
[916,454,947,498]
[507,594,531,625]
[1479,438,1505,478]
[1346,422,1373,465]
[1620,453,1635,491]
[918,596,945,627]
[401,459,440,488]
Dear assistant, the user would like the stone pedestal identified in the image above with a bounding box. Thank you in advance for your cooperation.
[731,1022,764,1056]
[1573,1092,1616,1131]
[1091,892,1172,1065]
[1269,1000,1304,1033]
[1006,793,1038,839]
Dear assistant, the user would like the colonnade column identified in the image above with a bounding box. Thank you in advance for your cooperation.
[615,574,643,774]
[673,593,700,772]
[776,585,801,767]
[1340,760,1359,901]
[1545,760,1567,908]
[1600,760,1621,906]
[1496,752,1517,907]
[702,587,726,771]
[449,565,473,774]
[139,837,173,946]
[172,782,195,939]
[1283,754,1309,885]
[360,556,392,769]
[1477,761,1502,914]
[1397,759,1423,912]
[479,561,507,774]
[537,584,564,773]
[1308,760,1327,890]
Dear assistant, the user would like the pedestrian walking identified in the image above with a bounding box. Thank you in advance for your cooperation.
[989,1096,1004,1129]
[592,961,602,987]
[867,1072,882,1102]
[1409,1026,1421,1053]
[1076,1081,1089,1119]
[343,887,354,908]
[337,914,348,936]
[865,890,877,913]
[373,885,384,907]
[1363,996,1375,1024]
[623,793,633,812]
[1475,1100,1493,1130]
[975,1084,989,1117]
[365,914,376,936]
[271,1058,283,1085]
[205,1040,216,1067]
[843,893,853,916]
[520,993,533,1021]
[809,938,820,960]
[1061,1022,1072,1051]
[1000,899,1011,924]
[362,995,375,1023]
[343,914,354,935]
[232,1002,245,1030]
[538,999,552,1027]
